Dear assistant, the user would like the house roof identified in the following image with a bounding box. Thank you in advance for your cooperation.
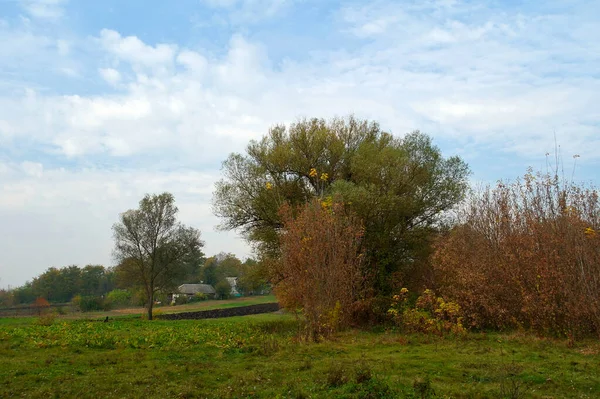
[178,284,216,295]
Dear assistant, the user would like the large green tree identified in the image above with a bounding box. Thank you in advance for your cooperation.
[113,193,204,320]
[199,252,242,287]
[213,116,470,295]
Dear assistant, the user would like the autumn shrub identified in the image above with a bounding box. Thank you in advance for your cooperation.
[33,297,51,316]
[433,169,600,338]
[388,288,465,335]
[273,199,365,341]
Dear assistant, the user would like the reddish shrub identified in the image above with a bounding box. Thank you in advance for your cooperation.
[34,297,51,316]
[272,199,365,341]
[433,170,600,338]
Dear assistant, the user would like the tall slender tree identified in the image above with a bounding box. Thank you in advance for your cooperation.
[113,193,204,320]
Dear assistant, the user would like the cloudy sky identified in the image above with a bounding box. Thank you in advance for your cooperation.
[1,0,598,288]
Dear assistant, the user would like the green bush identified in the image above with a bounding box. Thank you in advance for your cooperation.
[36,312,57,326]
[131,289,147,307]
[173,295,189,305]
[215,280,231,300]
[188,292,207,303]
[74,295,109,312]
[106,289,132,308]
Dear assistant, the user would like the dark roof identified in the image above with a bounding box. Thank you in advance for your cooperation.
[178,284,216,295]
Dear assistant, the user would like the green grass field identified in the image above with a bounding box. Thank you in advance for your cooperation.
[1,313,599,398]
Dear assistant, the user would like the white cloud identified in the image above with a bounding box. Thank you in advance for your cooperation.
[19,0,68,21]
[20,161,44,178]
[1,0,599,287]
[99,29,177,68]
[0,166,251,287]
[99,67,121,85]
[176,50,208,74]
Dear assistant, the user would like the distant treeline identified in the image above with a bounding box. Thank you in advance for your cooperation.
[6,265,116,305]
[0,252,268,308]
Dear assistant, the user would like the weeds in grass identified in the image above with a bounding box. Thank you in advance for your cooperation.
[297,359,312,371]
[2,316,598,398]
[411,375,435,398]
[254,334,280,355]
[354,361,372,384]
[324,360,397,399]
[325,362,349,387]
[499,362,527,399]
[36,312,57,326]
[350,378,396,399]
[279,383,309,399]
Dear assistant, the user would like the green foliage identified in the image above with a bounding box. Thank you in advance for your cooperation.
[199,253,243,287]
[215,279,231,299]
[11,283,36,304]
[0,289,14,308]
[105,289,132,308]
[36,312,57,326]
[188,292,207,302]
[73,295,110,312]
[173,295,188,305]
[176,250,206,285]
[12,265,115,305]
[199,256,220,286]
[213,116,470,296]
[113,192,204,320]
[236,258,270,295]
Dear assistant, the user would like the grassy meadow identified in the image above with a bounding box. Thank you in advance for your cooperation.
[1,312,599,398]
[75,295,278,318]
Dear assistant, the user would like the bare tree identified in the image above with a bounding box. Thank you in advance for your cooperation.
[113,193,203,320]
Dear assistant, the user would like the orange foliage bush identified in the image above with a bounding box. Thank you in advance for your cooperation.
[433,170,600,338]
[272,199,365,341]
[34,297,51,316]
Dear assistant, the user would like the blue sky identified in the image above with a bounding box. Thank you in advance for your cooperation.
[0,0,598,288]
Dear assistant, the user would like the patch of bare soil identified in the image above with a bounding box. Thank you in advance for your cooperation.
[159,303,280,320]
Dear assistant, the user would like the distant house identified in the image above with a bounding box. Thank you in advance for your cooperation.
[171,284,216,304]
[226,277,241,297]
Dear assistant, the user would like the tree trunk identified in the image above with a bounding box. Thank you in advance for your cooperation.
[147,292,154,321]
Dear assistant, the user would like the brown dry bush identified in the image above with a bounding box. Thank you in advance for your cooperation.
[272,199,365,341]
[433,169,600,338]
[33,297,51,316]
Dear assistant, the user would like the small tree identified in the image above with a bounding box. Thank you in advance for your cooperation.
[112,193,204,320]
[274,199,365,341]
[33,297,50,316]
[215,279,232,300]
